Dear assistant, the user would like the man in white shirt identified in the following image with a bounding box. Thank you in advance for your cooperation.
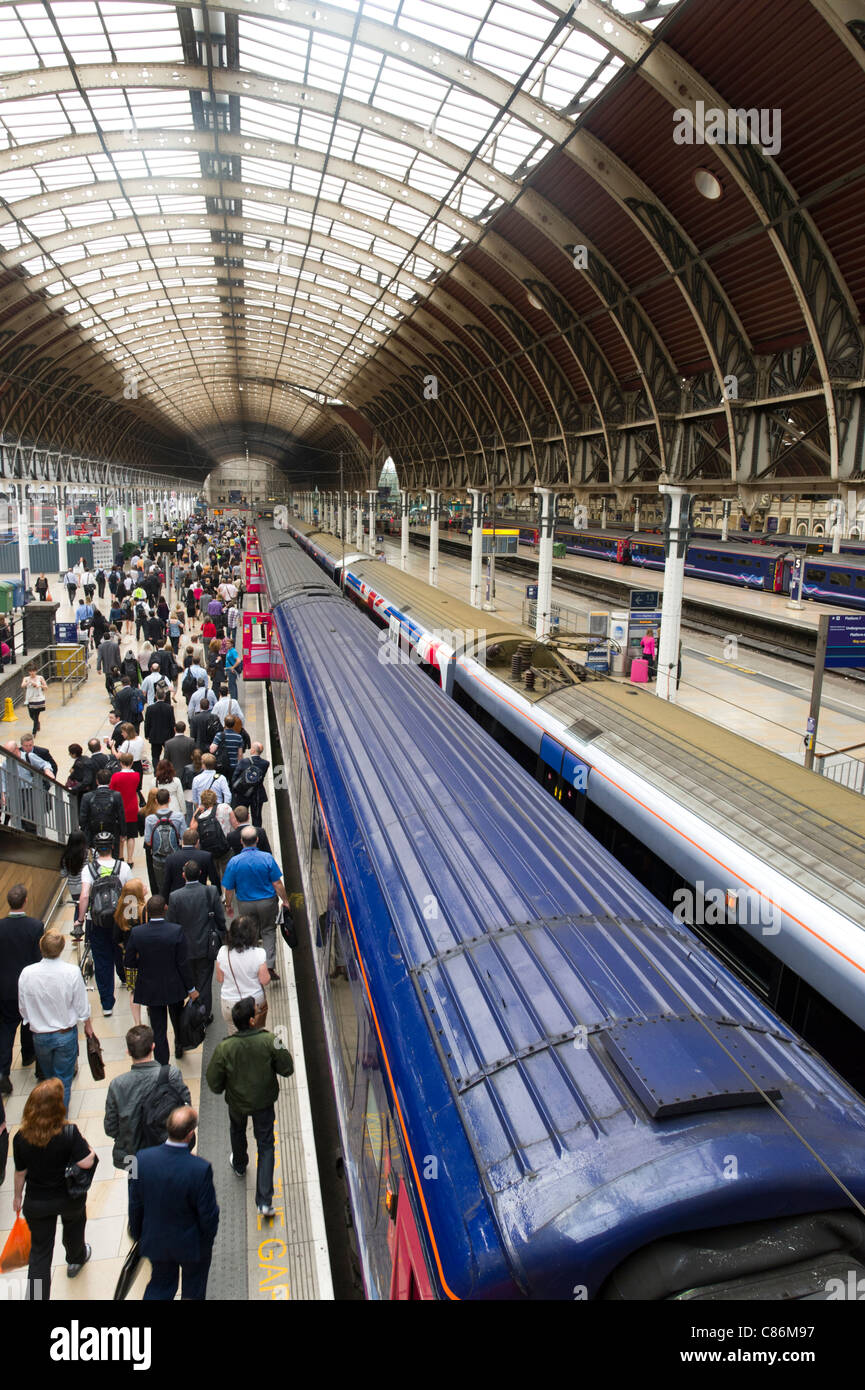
[141,661,168,706]
[81,570,96,601]
[77,834,132,1016]
[212,689,243,727]
[18,929,94,1108]
[187,680,211,717]
[192,755,231,807]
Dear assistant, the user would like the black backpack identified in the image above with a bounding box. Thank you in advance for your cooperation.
[89,856,124,929]
[196,806,228,856]
[154,677,170,701]
[89,787,120,835]
[181,669,198,699]
[140,1065,189,1147]
[151,811,180,861]
[200,712,221,748]
[123,654,140,683]
[232,758,264,791]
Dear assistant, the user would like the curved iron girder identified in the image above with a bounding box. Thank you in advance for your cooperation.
[358,353,461,485]
[399,310,522,450]
[810,0,865,72]
[407,301,530,441]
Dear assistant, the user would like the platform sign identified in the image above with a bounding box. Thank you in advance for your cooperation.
[825,614,865,668]
[482,528,518,555]
[525,584,538,600]
[630,589,660,612]
[92,538,113,568]
[54,622,79,642]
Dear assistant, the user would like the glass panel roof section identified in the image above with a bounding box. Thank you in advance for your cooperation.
[0,0,684,452]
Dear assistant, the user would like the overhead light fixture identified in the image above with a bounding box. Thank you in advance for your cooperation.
[693,168,723,200]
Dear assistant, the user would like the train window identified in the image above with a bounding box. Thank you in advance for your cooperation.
[856,577,865,590]
[309,806,330,933]
[297,762,313,859]
[830,572,851,587]
[328,923,359,1098]
[363,1080,384,1178]
[809,568,826,582]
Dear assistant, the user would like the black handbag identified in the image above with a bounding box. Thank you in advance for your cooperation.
[64,1126,99,1199]
[113,1241,142,1301]
[278,904,298,950]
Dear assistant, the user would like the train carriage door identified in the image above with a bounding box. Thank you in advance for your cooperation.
[773,557,784,592]
[388,1178,435,1300]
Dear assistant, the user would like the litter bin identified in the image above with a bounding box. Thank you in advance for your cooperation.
[552,542,567,559]
[0,582,13,615]
[10,580,26,609]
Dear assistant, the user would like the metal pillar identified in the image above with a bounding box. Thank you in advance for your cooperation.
[633,497,641,533]
[367,490,377,555]
[98,489,108,537]
[655,486,691,703]
[468,487,485,608]
[356,492,363,550]
[56,486,68,573]
[831,491,847,554]
[400,489,410,572]
[16,483,30,583]
[428,488,441,587]
[535,486,555,641]
[721,498,731,542]
[601,497,608,530]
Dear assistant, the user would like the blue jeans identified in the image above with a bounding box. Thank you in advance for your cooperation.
[31,1029,79,1109]
[88,922,124,1012]
[227,672,239,701]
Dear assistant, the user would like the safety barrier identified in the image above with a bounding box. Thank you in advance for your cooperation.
[814,744,865,793]
[0,740,79,843]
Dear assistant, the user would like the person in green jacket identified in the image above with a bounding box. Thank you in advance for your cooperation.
[205,996,293,1218]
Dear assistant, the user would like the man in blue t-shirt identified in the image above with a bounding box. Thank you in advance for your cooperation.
[221,828,289,981]
[225,645,242,701]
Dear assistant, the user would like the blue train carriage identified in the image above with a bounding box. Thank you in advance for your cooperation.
[783,554,865,610]
[554,526,630,562]
[684,541,786,591]
[259,529,865,1301]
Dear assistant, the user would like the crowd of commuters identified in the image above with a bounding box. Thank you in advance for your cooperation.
[0,515,296,1301]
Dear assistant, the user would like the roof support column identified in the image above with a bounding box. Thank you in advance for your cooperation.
[468,487,485,609]
[428,489,441,588]
[534,486,556,642]
[16,483,30,586]
[721,498,731,542]
[399,489,410,572]
[97,488,108,538]
[129,491,139,544]
[633,497,641,534]
[655,485,691,705]
[367,490,377,556]
[56,485,68,574]
[600,497,608,530]
[355,492,363,551]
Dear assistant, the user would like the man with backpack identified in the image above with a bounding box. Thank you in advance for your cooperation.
[114,674,144,729]
[76,832,132,1017]
[192,753,231,808]
[79,768,126,855]
[144,788,185,896]
[142,660,169,707]
[104,1024,190,1171]
[231,745,269,827]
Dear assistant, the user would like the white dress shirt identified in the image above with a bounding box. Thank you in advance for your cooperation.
[18,958,90,1032]
[213,696,243,726]
[191,768,231,805]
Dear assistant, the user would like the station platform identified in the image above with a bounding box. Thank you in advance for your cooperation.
[372,531,865,767]
[0,574,331,1302]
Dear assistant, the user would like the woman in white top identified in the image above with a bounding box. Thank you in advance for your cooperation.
[215,914,269,1033]
[154,759,185,817]
[21,665,47,734]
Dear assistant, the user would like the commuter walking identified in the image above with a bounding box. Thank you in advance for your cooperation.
[104,1024,190,1171]
[124,896,199,1063]
[221,827,290,980]
[206,995,293,1218]
[0,884,44,1095]
[128,1105,219,1300]
[143,787,185,895]
[12,1078,96,1299]
[76,833,132,1016]
[21,665,47,735]
[214,915,269,1034]
[17,930,95,1107]
[167,860,225,1022]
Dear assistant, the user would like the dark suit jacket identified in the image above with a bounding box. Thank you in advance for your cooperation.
[167,882,225,960]
[144,700,176,746]
[163,734,195,778]
[32,744,58,776]
[79,786,125,841]
[128,1142,219,1264]
[227,824,271,857]
[0,914,44,998]
[113,685,142,725]
[125,918,193,1005]
[161,847,216,897]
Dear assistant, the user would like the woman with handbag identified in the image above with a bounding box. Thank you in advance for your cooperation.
[21,665,47,735]
[12,1078,96,1299]
[214,915,269,1034]
[113,879,148,1023]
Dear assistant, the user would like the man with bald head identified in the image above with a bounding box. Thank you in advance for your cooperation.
[128,1104,219,1301]
[230,739,269,828]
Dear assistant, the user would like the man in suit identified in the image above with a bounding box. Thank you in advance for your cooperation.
[0,884,44,1095]
[230,743,269,827]
[144,692,176,770]
[161,828,218,897]
[79,769,126,854]
[163,722,195,780]
[19,734,58,777]
[226,804,271,857]
[113,675,143,730]
[167,861,225,1023]
[128,1105,219,1301]
[124,896,199,1063]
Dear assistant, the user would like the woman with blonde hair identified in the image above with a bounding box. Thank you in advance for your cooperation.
[114,878,148,1023]
[191,787,236,880]
[12,1078,96,1299]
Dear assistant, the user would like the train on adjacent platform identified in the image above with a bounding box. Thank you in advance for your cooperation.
[258,523,865,1302]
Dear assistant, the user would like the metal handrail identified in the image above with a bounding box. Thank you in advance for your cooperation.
[6,642,89,708]
[0,740,79,843]
[813,742,865,763]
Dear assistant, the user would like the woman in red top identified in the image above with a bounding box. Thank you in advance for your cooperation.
[201,617,217,641]
[110,751,142,867]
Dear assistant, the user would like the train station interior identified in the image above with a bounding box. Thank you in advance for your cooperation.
[0,0,864,1339]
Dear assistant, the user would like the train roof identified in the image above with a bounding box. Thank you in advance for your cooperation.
[263,530,865,1298]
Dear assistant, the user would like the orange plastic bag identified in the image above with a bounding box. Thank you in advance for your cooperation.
[0,1214,31,1272]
